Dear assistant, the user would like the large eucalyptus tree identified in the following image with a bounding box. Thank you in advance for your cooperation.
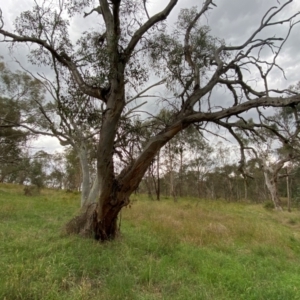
[1,0,300,240]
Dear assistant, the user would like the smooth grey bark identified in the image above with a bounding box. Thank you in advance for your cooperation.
[78,145,91,207]
[87,173,100,204]
[262,161,286,210]
[263,167,282,210]
[77,143,101,207]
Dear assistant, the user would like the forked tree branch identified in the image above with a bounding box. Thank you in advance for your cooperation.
[184,0,215,88]
[124,0,178,61]
[0,29,106,102]
[119,93,300,193]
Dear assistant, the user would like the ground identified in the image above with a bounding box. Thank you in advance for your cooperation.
[1,183,300,299]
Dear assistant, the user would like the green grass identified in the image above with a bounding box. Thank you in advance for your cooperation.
[1,184,300,299]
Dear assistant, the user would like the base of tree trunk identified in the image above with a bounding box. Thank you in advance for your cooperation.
[64,203,120,241]
[272,197,283,211]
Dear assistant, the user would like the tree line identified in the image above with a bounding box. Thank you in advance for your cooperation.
[1,60,300,211]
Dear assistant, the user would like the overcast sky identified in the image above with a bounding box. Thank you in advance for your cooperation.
[1,0,300,153]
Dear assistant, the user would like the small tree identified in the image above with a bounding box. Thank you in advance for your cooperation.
[0,98,27,166]
[0,61,43,182]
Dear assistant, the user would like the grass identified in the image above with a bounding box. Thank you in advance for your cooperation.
[1,184,300,299]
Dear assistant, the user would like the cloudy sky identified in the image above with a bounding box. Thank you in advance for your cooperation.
[1,0,300,153]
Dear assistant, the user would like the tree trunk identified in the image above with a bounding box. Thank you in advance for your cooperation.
[244,178,248,201]
[78,146,91,207]
[197,166,201,199]
[0,174,4,182]
[145,174,153,200]
[286,168,291,212]
[65,76,192,240]
[156,151,160,200]
[87,174,100,204]
[261,158,292,211]
[263,171,282,210]
[167,143,177,202]
[228,178,233,201]
[170,170,177,202]
[151,169,158,200]
[179,147,183,197]
[64,202,121,240]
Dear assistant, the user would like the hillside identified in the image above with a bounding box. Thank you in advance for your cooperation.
[1,183,300,299]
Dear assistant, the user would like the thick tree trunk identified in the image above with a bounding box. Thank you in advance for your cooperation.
[65,181,127,240]
[65,185,129,240]
[93,198,125,240]
[65,74,192,240]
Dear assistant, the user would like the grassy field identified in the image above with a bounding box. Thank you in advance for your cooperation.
[1,184,300,299]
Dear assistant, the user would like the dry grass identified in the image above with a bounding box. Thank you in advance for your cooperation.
[124,196,300,251]
[2,185,300,299]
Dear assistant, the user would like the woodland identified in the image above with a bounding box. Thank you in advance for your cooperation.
[1,0,300,240]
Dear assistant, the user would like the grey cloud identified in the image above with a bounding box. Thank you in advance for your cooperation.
[1,0,299,152]
[30,136,63,154]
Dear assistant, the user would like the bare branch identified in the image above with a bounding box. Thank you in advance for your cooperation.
[0,9,3,29]
[184,95,300,124]
[224,1,300,51]
[126,79,166,104]
[143,0,150,19]
[125,0,178,60]
[84,6,102,18]
[124,101,147,117]
[184,0,215,88]
[0,28,106,102]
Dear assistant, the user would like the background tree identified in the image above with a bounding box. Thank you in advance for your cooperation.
[0,60,44,182]
[11,68,102,206]
[0,98,27,176]
[233,106,300,209]
[47,152,65,189]
[27,150,50,189]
